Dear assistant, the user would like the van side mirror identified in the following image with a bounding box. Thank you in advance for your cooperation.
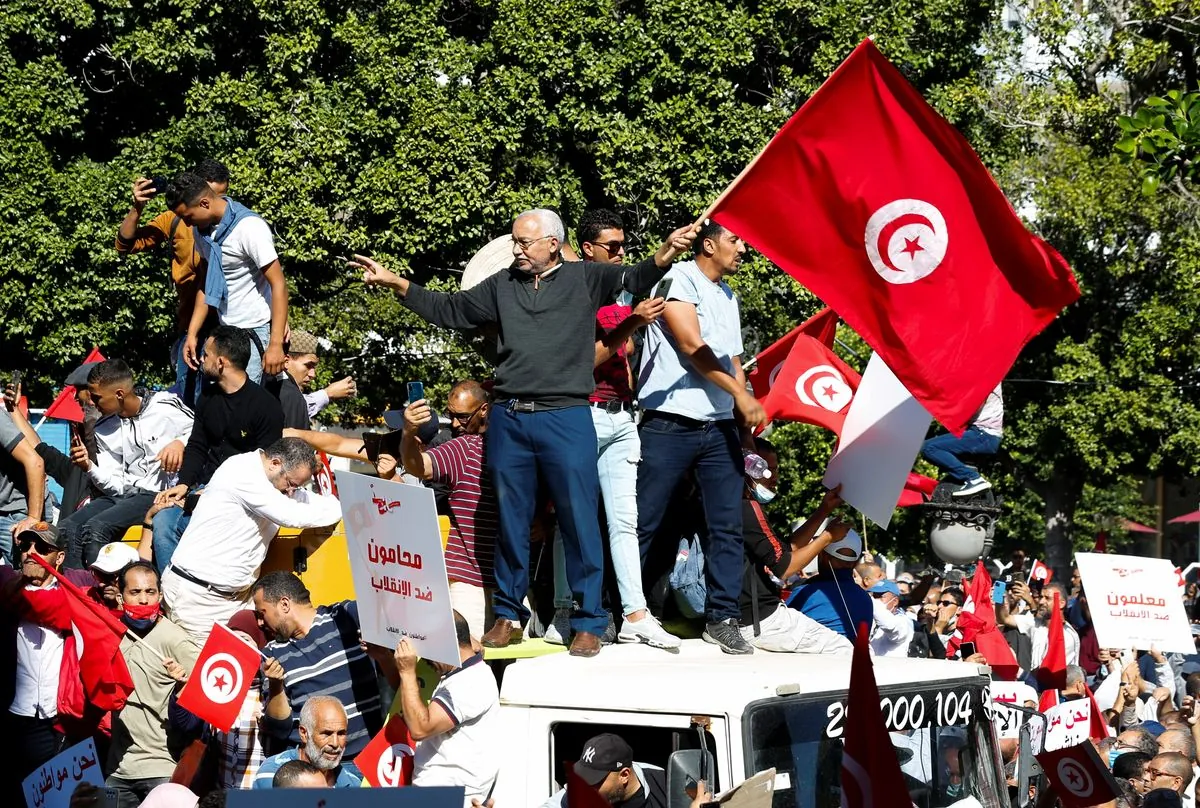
[667,749,717,808]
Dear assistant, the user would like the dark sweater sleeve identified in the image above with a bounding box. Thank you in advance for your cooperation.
[620,255,670,296]
[35,444,75,488]
[178,399,212,487]
[402,275,500,330]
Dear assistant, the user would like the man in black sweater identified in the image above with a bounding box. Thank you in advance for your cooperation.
[149,325,283,572]
[352,209,697,657]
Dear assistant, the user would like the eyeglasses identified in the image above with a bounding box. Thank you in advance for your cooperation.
[18,538,57,556]
[1143,768,1176,781]
[938,600,958,607]
[448,405,482,423]
[512,235,552,251]
[587,240,625,254]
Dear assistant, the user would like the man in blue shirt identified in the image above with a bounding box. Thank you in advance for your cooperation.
[786,522,873,642]
[254,695,361,788]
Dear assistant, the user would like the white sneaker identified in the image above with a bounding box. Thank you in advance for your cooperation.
[618,614,682,650]
[952,477,992,497]
[543,608,572,645]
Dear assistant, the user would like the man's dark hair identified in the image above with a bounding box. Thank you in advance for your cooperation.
[1185,672,1200,698]
[694,219,729,255]
[198,791,227,808]
[265,437,319,475]
[453,610,470,648]
[273,759,322,788]
[1113,751,1151,781]
[253,571,312,605]
[1045,580,1069,603]
[193,159,231,185]
[88,359,135,389]
[119,561,160,592]
[1122,727,1159,757]
[165,171,215,209]
[207,325,251,371]
[578,209,625,245]
[942,587,965,606]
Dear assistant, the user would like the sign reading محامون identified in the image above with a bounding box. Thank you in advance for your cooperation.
[1075,552,1194,654]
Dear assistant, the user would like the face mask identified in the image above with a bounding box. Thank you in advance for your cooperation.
[122,602,161,632]
[1109,749,1124,767]
[945,784,964,799]
[616,290,634,308]
[750,483,776,504]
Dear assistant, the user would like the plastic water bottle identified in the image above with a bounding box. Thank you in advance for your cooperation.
[743,452,772,480]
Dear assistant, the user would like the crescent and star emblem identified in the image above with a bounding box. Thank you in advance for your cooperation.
[864,199,948,284]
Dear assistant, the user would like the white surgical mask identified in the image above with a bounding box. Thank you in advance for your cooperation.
[750,483,776,504]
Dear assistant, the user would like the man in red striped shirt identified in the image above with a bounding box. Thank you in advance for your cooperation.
[400,381,498,638]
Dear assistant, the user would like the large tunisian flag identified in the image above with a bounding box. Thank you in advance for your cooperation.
[710,40,1079,435]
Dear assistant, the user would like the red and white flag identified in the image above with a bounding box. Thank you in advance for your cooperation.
[25,555,133,711]
[1028,559,1053,585]
[945,561,1019,679]
[1033,591,1067,691]
[761,335,860,433]
[176,623,261,732]
[841,623,914,808]
[748,307,839,398]
[1035,743,1119,808]
[356,714,417,787]
[44,347,106,423]
[710,39,1079,435]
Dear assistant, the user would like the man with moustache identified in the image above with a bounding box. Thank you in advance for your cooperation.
[255,696,360,788]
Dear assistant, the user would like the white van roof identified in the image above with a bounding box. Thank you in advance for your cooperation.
[500,639,989,715]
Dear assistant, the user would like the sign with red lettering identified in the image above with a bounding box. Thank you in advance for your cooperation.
[1075,552,1193,653]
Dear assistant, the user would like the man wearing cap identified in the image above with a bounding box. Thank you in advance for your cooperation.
[869,579,914,658]
[785,520,873,643]
[265,330,356,430]
[89,542,141,613]
[541,734,668,808]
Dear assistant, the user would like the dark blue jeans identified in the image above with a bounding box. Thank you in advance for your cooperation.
[151,505,191,575]
[487,404,607,635]
[921,427,1001,482]
[636,412,743,623]
[61,492,157,569]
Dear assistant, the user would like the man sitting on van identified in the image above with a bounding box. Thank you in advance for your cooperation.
[785,521,872,643]
[542,734,668,808]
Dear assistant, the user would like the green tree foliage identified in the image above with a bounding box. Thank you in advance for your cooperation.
[1116,90,1200,197]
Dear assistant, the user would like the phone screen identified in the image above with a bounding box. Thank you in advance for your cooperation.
[407,381,425,404]
[960,642,976,659]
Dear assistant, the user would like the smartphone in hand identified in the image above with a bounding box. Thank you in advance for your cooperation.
[655,277,674,299]
[407,381,425,404]
[960,642,977,659]
[992,580,1007,604]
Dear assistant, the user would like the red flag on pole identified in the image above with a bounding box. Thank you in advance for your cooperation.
[761,335,860,433]
[176,622,262,732]
[26,554,133,711]
[944,561,1020,679]
[1035,743,1120,808]
[43,348,106,423]
[1034,591,1067,690]
[748,308,839,398]
[356,714,417,787]
[709,39,1079,435]
[1028,559,1053,585]
[841,623,914,808]
[1091,533,1107,553]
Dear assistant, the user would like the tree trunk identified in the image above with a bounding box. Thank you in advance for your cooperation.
[1043,469,1083,580]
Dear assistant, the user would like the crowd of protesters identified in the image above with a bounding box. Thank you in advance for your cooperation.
[0,162,1185,808]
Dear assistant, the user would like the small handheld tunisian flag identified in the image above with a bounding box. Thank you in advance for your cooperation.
[26,554,133,711]
[945,561,1019,679]
[176,622,262,732]
[841,623,914,808]
[709,39,1079,436]
[44,347,106,423]
[1028,559,1054,585]
[762,335,861,433]
[748,307,839,398]
[1035,743,1120,808]
[357,714,417,787]
[1034,591,1067,691]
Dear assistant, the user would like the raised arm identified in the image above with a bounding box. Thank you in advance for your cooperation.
[619,223,701,295]
[352,255,499,330]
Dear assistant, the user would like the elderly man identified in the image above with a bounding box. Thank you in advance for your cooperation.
[401,381,497,638]
[635,220,766,655]
[391,611,501,805]
[157,438,341,644]
[352,210,698,657]
[1144,752,1195,805]
[254,696,360,788]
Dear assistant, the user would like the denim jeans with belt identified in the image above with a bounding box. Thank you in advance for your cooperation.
[488,403,607,636]
[920,427,1001,482]
[552,405,647,616]
[636,411,744,623]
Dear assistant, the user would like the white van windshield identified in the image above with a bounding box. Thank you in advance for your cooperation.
[744,681,1004,808]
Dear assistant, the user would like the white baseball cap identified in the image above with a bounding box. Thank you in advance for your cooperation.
[90,542,141,575]
[819,518,863,562]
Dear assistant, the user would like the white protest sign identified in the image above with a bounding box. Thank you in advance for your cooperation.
[824,353,932,528]
[1076,552,1193,654]
[337,471,459,667]
[1043,699,1092,752]
[988,681,1037,739]
[24,738,103,808]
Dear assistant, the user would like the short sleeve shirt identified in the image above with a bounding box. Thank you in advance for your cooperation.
[427,435,497,588]
[637,261,743,421]
[196,214,278,329]
[0,409,30,514]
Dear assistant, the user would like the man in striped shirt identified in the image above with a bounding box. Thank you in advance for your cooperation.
[400,380,497,639]
[253,572,384,769]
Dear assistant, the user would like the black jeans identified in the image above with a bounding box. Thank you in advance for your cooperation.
[3,713,65,806]
[635,412,744,623]
[61,492,158,569]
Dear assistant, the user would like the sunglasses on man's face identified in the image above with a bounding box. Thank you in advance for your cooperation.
[18,539,57,556]
[588,240,626,254]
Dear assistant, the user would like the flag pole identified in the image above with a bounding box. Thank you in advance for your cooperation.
[695,141,775,227]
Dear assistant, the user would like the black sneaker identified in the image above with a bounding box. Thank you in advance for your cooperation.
[702,618,754,655]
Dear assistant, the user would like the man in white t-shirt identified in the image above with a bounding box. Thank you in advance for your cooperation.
[920,382,1003,497]
[635,220,766,656]
[392,611,500,806]
[999,580,1080,671]
[166,172,289,384]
